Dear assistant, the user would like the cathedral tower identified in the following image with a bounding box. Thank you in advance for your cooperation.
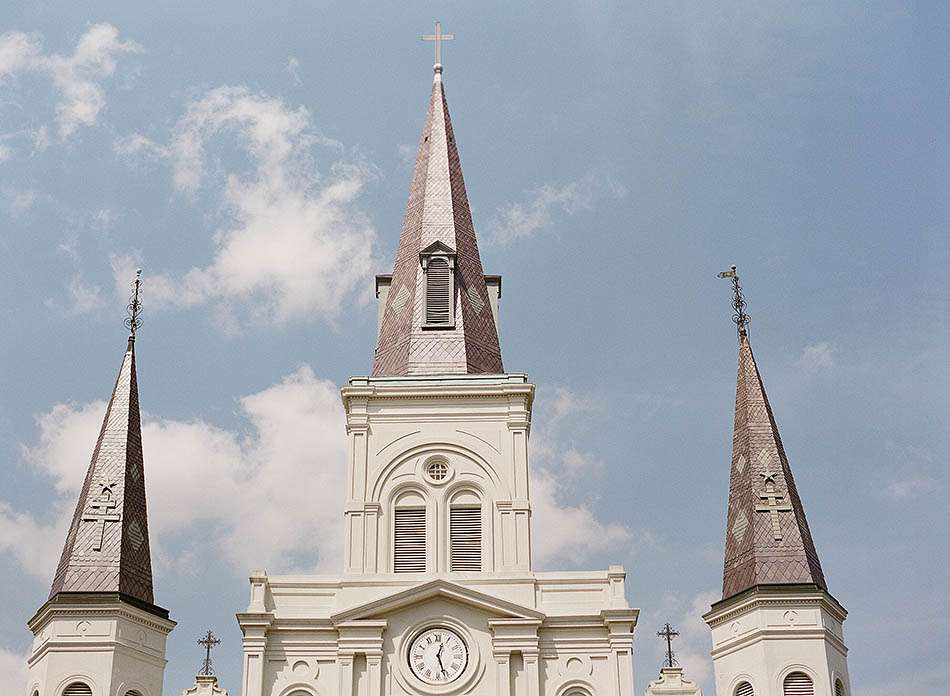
[237,34,638,696]
[26,273,175,696]
[703,270,851,696]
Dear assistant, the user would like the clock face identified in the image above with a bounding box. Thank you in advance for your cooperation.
[407,627,468,685]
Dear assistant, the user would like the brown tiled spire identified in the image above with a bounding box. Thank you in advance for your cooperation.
[48,332,157,609]
[721,331,827,599]
[373,63,503,376]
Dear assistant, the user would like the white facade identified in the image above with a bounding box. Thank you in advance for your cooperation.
[237,373,638,696]
[703,587,850,696]
[644,667,703,696]
[26,596,175,696]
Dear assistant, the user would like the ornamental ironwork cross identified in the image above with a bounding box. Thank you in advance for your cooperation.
[82,487,120,552]
[422,21,454,65]
[756,472,793,540]
[718,264,750,340]
[657,623,679,668]
[197,629,221,676]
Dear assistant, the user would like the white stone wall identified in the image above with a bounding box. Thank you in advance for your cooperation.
[27,599,174,696]
[704,588,851,696]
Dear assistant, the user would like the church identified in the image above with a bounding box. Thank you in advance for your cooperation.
[23,31,853,696]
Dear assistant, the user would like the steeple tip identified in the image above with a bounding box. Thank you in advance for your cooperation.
[124,268,143,351]
[718,264,750,341]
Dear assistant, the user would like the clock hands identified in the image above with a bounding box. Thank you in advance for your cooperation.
[436,642,447,676]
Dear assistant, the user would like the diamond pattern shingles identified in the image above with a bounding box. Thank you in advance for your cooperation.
[721,333,826,600]
[49,341,156,607]
[373,67,503,376]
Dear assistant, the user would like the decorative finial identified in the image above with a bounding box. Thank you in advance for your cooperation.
[197,629,221,676]
[657,622,680,669]
[718,264,750,341]
[422,21,454,73]
[124,268,143,349]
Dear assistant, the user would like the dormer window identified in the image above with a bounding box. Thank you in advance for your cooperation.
[420,241,456,328]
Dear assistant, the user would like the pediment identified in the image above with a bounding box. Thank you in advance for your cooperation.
[331,579,544,624]
[419,240,456,257]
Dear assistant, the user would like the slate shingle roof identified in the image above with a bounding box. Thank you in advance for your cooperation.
[721,332,827,599]
[49,339,156,608]
[373,66,503,376]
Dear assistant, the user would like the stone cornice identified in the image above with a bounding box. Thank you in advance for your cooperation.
[703,584,847,627]
[28,593,175,633]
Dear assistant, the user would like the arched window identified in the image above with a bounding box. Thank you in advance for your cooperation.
[125,690,144,696]
[63,683,92,696]
[783,672,814,696]
[449,490,482,572]
[734,682,754,696]
[834,679,845,696]
[393,490,427,573]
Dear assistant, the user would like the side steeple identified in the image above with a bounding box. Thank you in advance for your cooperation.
[717,266,825,597]
[27,270,174,696]
[49,269,157,606]
[373,52,503,376]
[704,268,850,696]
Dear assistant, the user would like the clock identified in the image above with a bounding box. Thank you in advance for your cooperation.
[407,627,468,685]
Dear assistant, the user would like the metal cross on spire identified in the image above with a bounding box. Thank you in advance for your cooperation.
[422,20,454,67]
[197,629,221,676]
[124,268,143,347]
[657,623,680,668]
[718,264,751,341]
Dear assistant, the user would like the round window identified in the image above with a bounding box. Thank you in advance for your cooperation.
[426,459,449,481]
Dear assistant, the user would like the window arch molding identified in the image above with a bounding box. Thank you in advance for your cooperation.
[60,680,93,696]
[277,686,319,696]
[776,665,817,695]
[728,674,757,696]
[55,676,96,696]
[554,679,595,696]
[370,443,507,504]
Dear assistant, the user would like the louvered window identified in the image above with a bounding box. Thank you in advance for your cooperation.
[834,679,845,696]
[783,672,814,696]
[450,507,482,571]
[125,691,144,696]
[425,257,453,325]
[63,683,93,696]
[394,508,427,572]
[734,682,754,696]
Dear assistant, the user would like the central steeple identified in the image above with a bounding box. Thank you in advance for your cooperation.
[373,58,503,376]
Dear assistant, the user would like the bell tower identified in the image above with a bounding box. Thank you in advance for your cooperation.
[703,268,851,696]
[26,272,175,696]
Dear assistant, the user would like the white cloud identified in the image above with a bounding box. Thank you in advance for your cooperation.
[114,86,378,326]
[286,56,302,85]
[16,366,347,574]
[3,186,38,215]
[799,342,835,371]
[886,474,939,501]
[0,23,140,146]
[0,645,29,696]
[672,590,717,687]
[65,274,105,314]
[6,372,633,578]
[489,175,626,245]
[529,385,632,567]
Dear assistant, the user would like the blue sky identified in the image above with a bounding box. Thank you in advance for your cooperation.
[1,2,947,694]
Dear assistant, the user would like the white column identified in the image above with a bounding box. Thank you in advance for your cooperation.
[337,655,354,696]
[367,654,382,696]
[494,652,512,696]
[523,649,541,696]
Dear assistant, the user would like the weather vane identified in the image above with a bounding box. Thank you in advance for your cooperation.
[422,21,454,68]
[197,629,221,676]
[124,268,143,345]
[718,264,750,340]
[657,622,680,669]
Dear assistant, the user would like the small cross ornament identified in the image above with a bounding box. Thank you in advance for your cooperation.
[657,622,680,668]
[197,629,221,676]
[422,21,454,66]
[756,472,793,540]
[82,486,120,552]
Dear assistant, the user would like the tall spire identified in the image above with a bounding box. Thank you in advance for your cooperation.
[373,35,503,376]
[718,267,826,599]
[49,271,157,609]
